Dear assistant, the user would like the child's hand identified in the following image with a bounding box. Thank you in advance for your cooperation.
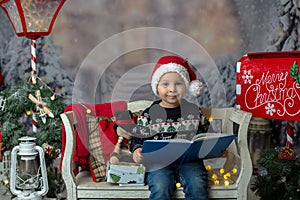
[132,148,143,163]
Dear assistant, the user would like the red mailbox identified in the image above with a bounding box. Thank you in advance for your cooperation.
[236,51,300,122]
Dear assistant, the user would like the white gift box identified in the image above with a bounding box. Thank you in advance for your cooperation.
[106,162,145,186]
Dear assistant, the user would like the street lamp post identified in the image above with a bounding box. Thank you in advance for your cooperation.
[0,0,66,83]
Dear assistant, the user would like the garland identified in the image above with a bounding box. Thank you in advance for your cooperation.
[251,148,300,200]
[0,80,67,198]
[0,80,66,152]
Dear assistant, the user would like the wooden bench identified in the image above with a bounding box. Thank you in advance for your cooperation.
[60,100,253,199]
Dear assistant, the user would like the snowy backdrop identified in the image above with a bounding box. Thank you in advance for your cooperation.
[0,0,300,153]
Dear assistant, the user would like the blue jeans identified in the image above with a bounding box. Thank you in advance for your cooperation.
[146,161,208,200]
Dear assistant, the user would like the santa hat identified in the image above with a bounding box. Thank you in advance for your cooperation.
[151,55,204,97]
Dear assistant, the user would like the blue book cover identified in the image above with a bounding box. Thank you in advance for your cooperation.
[141,133,237,165]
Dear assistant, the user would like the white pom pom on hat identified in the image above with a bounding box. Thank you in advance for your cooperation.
[151,55,204,97]
[189,80,204,96]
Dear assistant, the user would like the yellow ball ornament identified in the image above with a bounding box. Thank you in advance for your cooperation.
[50,95,55,101]
[26,110,31,115]
[224,180,230,186]
[86,109,92,114]
[219,168,225,174]
[176,182,181,188]
[212,173,218,180]
[223,173,231,180]
[214,180,220,185]
[232,168,238,174]
[205,165,212,171]
[3,179,9,185]
[225,172,231,178]
[208,116,213,122]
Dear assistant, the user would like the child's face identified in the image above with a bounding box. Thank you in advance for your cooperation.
[157,72,187,108]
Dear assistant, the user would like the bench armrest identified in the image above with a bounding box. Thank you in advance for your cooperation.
[60,111,78,199]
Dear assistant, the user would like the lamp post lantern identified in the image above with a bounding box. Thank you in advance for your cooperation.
[0,0,66,39]
[0,0,66,84]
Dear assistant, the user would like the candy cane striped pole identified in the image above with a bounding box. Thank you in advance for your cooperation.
[32,113,38,132]
[286,121,294,149]
[278,121,296,160]
[31,39,37,84]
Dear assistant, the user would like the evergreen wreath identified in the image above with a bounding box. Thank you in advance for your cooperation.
[251,148,300,200]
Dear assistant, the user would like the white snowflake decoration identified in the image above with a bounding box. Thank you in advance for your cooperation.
[140,127,150,137]
[0,97,5,111]
[265,103,276,116]
[242,70,253,84]
[132,127,137,133]
[177,117,184,122]
[156,118,163,123]
[187,114,195,120]
[167,119,173,123]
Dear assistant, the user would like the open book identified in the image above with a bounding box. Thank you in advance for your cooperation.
[141,133,237,165]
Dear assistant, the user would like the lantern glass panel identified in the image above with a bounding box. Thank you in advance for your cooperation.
[2,1,22,33]
[20,0,62,32]
[16,154,40,190]
[248,117,272,166]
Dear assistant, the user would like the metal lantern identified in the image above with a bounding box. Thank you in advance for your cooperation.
[248,117,272,167]
[10,136,48,200]
[0,0,66,39]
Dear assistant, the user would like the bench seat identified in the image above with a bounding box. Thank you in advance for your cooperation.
[60,100,253,199]
[74,170,242,199]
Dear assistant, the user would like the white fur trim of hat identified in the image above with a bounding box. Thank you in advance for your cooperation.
[151,63,204,97]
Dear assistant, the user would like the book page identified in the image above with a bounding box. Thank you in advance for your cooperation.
[192,133,230,141]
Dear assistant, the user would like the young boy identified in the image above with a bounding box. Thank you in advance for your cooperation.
[116,55,209,200]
